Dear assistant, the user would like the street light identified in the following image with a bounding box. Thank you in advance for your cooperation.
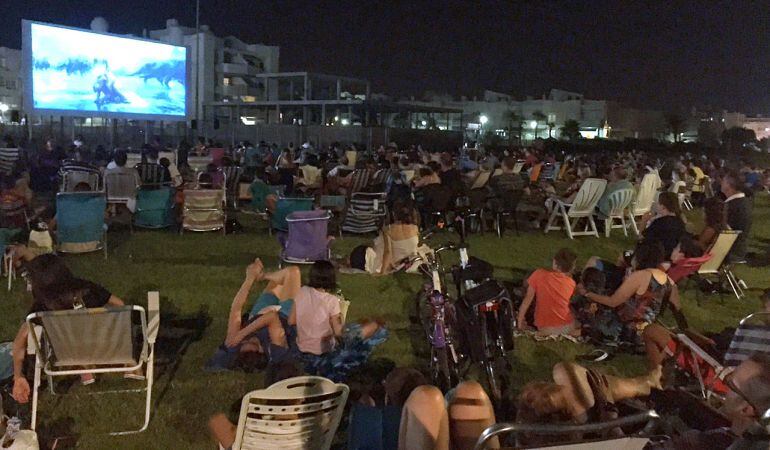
[0,104,8,112]
[479,115,488,125]
[530,120,537,128]
[341,118,350,126]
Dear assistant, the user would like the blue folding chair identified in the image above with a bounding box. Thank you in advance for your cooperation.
[133,186,176,230]
[270,197,314,233]
[56,192,107,258]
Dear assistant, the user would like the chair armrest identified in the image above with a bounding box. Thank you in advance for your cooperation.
[147,291,160,345]
[27,325,42,356]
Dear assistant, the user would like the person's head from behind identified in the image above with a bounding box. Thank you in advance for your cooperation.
[114,149,128,168]
[308,261,336,291]
[440,153,453,170]
[552,248,577,274]
[634,239,665,270]
[516,381,572,425]
[73,182,91,192]
[159,157,170,168]
[721,170,743,197]
[580,267,606,295]
[392,201,417,225]
[671,235,704,263]
[384,367,428,408]
[25,254,78,308]
[656,191,682,218]
[418,167,434,179]
[234,336,268,372]
[720,352,770,434]
[502,156,516,172]
[147,149,159,163]
[704,197,725,230]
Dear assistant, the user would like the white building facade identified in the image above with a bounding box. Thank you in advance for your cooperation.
[0,47,22,123]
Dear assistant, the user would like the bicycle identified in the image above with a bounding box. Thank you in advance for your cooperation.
[411,233,464,392]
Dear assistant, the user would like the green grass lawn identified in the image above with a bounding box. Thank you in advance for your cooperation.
[4,195,770,449]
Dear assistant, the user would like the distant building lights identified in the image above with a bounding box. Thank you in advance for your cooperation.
[479,115,489,125]
[530,120,537,128]
[340,118,350,126]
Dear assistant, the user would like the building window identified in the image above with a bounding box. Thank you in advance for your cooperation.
[223,77,230,86]
[547,113,556,123]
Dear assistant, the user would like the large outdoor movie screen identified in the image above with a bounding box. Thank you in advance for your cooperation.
[24,21,188,119]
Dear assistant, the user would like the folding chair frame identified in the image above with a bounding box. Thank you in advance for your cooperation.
[26,292,160,435]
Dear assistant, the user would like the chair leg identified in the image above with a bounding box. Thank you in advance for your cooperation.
[544,208,558,234]
[31,358,41,431]
[605,218,611,238]
[564,213,574,239]
[588,216,599,238]
[628,212,640,235]
[620,215,628,237]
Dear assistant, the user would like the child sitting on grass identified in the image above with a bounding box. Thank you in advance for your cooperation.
[517,248,578,337]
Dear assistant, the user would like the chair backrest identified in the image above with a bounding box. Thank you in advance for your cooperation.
[184,189,224,210]
[401,170,415,183]
[224,166,244,191]
[348,169,373,195]
[470,171,492,190]
[318,195,346,212]
[56,192,106,244]
[233,376,349,450]
[345,150,358,168]
[105,171,138,202]
[698,231,740,274]
[568,178,607,216]
[135,186,176,228]
[669,180,686,193]
[512,161,524,174]
[420,184,454,212]
[188,155,214,172]
[0,147,19,176]
[272,197,315,231]
[284,210,332,261]
[28,306,142,368]
[60,167,102,192]
[606,187,636,217]
[724,312,770,367]
[632,173,659,215]
[349,192,387,217]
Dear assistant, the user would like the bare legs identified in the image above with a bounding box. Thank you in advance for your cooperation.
[208,413,236,449]
[642,323,674,370]
[398,382,498,450]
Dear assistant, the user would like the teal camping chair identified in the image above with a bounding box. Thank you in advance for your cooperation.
[133,187,176,231]
[56,192,107,257]
[270,197,314,233]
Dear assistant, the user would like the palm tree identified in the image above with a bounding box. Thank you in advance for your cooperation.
[502,109,521,147]
[665,113,686,143]
[560,119,581,141]
[532,111,547,139]
[547,122,556,139]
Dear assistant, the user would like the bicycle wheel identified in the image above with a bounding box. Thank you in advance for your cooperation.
[415,290,433,340]
[432,346,452,392]
[484,361,502,404]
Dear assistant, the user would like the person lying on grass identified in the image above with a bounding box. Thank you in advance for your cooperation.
[10,254,128,404]
[516,361,663,446]
[205,259,299,372]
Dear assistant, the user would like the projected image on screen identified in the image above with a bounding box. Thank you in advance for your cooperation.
[30,23,187,117]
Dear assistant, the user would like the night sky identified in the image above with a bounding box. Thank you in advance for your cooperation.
[2,0,768,114]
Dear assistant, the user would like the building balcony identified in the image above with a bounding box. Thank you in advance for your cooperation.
[216,63,258,77]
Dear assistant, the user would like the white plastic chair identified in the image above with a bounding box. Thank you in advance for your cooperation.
[545,178,607,239]
[27,292,160,435]
[233,376,349,450]
[602,187,636,237]
[627,173,660,235]
[670,180,693,210]
[698,230,745,299]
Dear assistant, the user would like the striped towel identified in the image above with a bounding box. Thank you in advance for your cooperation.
[0,147,19,175]
[724,315,770,367]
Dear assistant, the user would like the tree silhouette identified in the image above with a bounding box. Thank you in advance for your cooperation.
[532,111,547,139]
[502,109,522,146]
[665,113,686,142]
[560,119,581,141]
[547,122,556,139]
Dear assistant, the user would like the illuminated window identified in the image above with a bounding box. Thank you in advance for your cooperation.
[223,78,230,86]
[547,113,556,123]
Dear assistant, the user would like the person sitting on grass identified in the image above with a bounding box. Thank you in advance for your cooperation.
[517,248,579,337]
[516,361,662,446]
[290,261,388,381]
[571,267,622,344]
[205,259,299,372]
[10,255,128,404]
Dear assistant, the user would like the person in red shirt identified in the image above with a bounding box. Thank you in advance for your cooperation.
[517,248,578,336]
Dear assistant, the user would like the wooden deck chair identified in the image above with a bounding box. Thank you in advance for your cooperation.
[469,170,492,190]
[602,187,635,237]
[627,173,659,235]
[545,178,607,239]
[474,409,658,450]
[181,189,226,234]
[697,230,744,300]
[232,376,349,450]
[27,292,160,435]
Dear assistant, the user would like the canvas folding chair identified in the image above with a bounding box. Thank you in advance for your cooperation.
[56,192,107,257]
[627,173,659,235]
[601,187,635,237]
[469,171,492,190]
[545,178,607,239]
[474,409,658,450]
[223,166,244,208]
[0,147,20,176]
[134,163,171,188]
[105,171,139,209]
[26,291,160,435]
[493,189,524,238]
[724,312,770,367]
[188,155,214,173]
[0,197,29,230]
[181,189,226,234]
[345,150,358,168]
[697,230,745,300]
[271,197,315,233]
[346,169,374,197]
[280,210,332,265]
[297,166,322,190]
[319,195,347,238]
[342,192,387,234]
[232,376,349,450]
[59,165,103,192]
[133,186,176,230]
